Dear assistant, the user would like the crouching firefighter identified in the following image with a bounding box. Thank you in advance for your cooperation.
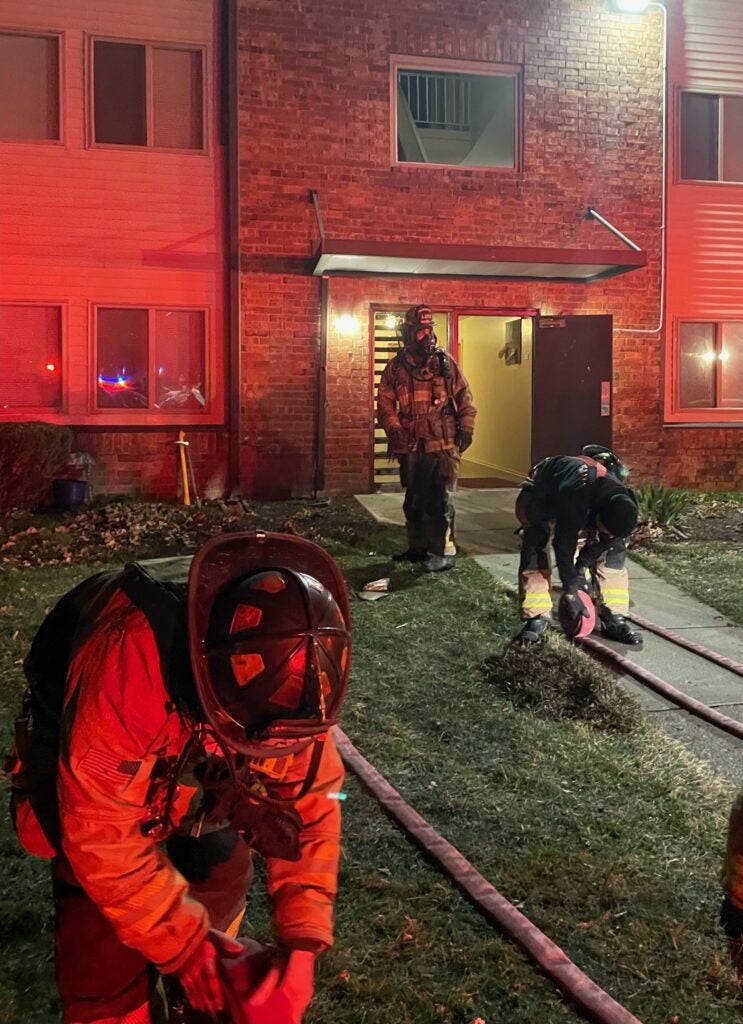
[5,532,351,1024]
[513,446,642,646]
[377,304,476,572]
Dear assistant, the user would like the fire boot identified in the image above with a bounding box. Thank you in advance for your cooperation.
[421,553,455,573]
[392,548,427,563]
[599,610,643,648]
[514,616,550,644]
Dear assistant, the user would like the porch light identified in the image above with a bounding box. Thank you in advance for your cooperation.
[335,314,359,336]
[384,315,399,330]
[609,0,652,11]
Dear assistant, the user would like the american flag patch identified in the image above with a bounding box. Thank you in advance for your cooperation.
[79,748,142,783]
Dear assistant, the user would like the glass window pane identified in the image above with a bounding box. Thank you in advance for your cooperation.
[97,308,149,408]
[0,33,59,141]
[154,310,206,410]
[721,96,743,183]
[680,92,719,181]
[720,322,743,408]
[679,322,716,408]
[153,48,203,149]
[0,306,62,408]
[94,41,146,145]
[397,68,516,167]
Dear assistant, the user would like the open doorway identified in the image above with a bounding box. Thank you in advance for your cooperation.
[455,312,535,487]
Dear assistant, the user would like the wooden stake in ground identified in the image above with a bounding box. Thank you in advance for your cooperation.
[176,431,191,506]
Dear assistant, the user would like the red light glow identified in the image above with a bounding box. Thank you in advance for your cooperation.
[45,362,57,372]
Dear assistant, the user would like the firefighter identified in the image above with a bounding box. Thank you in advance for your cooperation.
[377,304,476,572]
[721,793,743,984]
[7,532,351,1024]
[513,447,642,646]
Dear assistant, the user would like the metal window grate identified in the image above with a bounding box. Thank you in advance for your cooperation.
[398,71,471,132]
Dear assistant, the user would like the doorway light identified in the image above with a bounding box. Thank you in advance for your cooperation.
[609,0,652,11]
[335,314,359,336]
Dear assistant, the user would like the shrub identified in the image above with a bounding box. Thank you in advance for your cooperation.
[635,484,691,536]
[0,422,73,515]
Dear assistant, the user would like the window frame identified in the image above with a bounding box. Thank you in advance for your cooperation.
[390,54,522,172]
[90,302,213,420]
[666,317,743,424]
[86,34,209,155]
[0,28,64,146]
[676,88,743,186]
[0,300,68,414]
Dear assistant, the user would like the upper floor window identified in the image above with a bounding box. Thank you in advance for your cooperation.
[393,57,519,169]
[0,305,62,409]
[0,32,59,141]
[680,92,743,183]
[96,307,206,411]
[677,321,743,412]
[92,40,204,149]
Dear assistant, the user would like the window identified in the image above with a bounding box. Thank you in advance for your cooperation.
[96,307,206,411]
[0,32,59,141]
[680,92,743,183]
[394,58,518,168]
[677,322,743,411]
[92,40,204,149]
[0,306,62,409]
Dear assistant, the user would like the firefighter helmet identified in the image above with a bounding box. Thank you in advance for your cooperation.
[188,533,351,756]
[402,304,437,351]
[581,444,629,481]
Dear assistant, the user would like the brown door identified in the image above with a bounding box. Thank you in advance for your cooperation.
[531,314,612,463]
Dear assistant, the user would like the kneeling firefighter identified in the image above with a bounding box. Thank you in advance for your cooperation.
[6,532,351,1024]
[377,304,477,572]
[513,446,642,646]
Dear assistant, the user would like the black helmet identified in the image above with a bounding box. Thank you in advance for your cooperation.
[597,492,638,538]
[581,444,629,482]
[188,533,350,757]
[402,304,437,351]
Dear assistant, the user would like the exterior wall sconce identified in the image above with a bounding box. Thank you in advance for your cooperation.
[335,314,360,335]
[609,0,652,11]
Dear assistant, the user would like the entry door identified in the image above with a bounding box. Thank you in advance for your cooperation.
[531,315,612,464]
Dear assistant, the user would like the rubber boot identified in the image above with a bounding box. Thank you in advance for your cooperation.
[514,616,550,644]
[392,548,427,563]
[599,611,643,647]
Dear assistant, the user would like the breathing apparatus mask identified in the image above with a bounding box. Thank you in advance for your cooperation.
[402,304,437,359]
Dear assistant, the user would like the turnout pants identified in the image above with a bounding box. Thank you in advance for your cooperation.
[53,828,252,1024]
[515,490,630,621]
[400,451,457,557]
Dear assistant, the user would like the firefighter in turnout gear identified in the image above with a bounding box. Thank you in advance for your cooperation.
[377,304,476,572]
[721,793,743,984]
[6,533,351,1024]
[513,448,642,646]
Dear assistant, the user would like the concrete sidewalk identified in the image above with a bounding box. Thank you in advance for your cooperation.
[357,489,743,785]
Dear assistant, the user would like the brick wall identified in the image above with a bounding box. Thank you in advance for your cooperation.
[238,0,668,494]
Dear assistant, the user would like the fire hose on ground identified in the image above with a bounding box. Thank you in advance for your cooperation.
[334,727,644,1024]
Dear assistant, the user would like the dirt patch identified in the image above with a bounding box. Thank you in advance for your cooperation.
[631,494,743,547]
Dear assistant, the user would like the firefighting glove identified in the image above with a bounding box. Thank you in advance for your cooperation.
[237,949,316,1024]
[455,429,473,453]
[174,931,241,1016]
[720,897,743,938]
[560,591,591,622]
[389,427,414,454]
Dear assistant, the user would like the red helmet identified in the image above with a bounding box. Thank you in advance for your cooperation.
[188,532,350,757]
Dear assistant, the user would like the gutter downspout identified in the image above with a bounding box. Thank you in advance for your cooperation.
[224,0,242,497]
[311,191,328,499]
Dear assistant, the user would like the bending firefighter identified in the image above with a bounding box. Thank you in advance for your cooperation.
[377,304,476,572]
[514,447,642,646]
[6,532,351,1024]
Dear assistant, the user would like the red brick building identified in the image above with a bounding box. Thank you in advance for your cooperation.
[1,0,742,498]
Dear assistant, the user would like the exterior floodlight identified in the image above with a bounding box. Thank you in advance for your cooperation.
[610,0,652,10]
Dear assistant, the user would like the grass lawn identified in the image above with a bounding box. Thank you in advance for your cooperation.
[0,502,742,1022]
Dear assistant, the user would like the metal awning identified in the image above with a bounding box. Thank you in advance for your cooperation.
[311,239,647,283]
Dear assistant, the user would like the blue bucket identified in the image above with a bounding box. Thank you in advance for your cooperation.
[53,479,88,509]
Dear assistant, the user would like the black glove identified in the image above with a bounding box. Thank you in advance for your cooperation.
[389,427,413,454]
[721,897,743,938]
[560,591,591,620]
[455,429,473,453]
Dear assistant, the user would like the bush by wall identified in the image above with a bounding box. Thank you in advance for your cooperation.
[0,422,73,515]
